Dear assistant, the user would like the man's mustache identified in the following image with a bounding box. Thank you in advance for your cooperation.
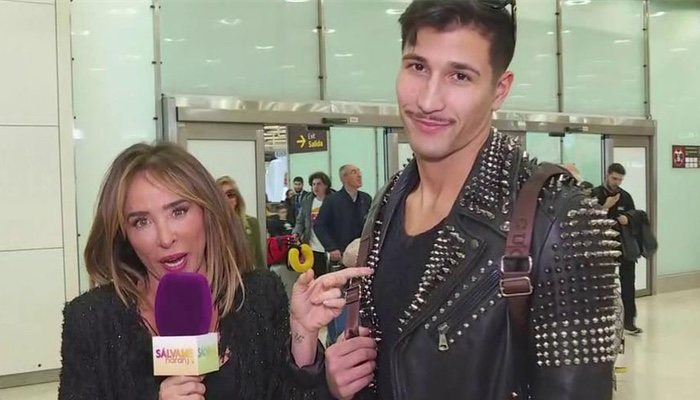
[404,109,456,124]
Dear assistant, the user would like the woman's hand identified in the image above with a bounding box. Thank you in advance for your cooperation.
[289,267,373,367]
[159,376,205,400]
[290,267,373,335]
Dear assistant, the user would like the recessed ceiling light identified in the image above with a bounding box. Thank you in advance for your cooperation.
[280,65,296,69]
[312,28,336,34]
[650,12,666,17]
[285,0,311,2]
[256,45,275,50]
[546,31,555,35]
[205,59,221,64]
[334,53,354,57]
[386,9,405,15]
[163,38,185,43]
[564,0,591,6]
[614,39,631,44]
[219,18,241,25]
[670,48,688,52]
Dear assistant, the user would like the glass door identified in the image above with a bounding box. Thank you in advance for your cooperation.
[525,132,563,164]
[525,131,607,186]
[612,136,653,296]
[176,122,267,253]
[562,133,606,185]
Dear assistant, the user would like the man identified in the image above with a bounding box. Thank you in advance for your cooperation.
[315,165,372,346]
[293,172,334,278]
[324,1,620,400]
[314,165,372,265]
[592,163,640,334]
[292,176,310,221]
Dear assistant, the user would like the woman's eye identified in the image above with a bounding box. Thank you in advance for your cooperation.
[173,207,188,218]
[132,218,149,229]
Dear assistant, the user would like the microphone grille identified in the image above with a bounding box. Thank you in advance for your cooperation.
[154,272,213,336]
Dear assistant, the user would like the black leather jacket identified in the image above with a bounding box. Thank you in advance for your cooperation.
[354,131,620,400]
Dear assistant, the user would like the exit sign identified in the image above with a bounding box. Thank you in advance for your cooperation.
[287,126,329,154]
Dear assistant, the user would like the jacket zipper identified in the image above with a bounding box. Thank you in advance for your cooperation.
[434,269,501,351]
[391,240,487,399]
[437,323,450,352]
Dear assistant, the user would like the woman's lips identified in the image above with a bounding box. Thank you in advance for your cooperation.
[159,253,188,272]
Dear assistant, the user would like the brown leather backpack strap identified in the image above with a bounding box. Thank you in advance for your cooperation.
[344,235,372,339]
[502,163,568,334]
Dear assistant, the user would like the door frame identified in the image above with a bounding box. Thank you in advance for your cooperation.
[610,135,656,296]
[171,119,267,257]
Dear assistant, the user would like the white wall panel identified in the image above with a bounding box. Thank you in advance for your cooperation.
[72,0,157,292]
[0,0,58,126]
[0,248,64,375]
[0,127,63,251]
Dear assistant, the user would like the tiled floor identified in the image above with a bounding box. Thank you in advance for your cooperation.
[613,288,700,400]
[2,289,698,400]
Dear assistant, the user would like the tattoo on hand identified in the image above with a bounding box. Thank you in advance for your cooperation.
[293,331,305,344]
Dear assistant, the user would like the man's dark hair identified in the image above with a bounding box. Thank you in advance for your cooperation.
[608,163,626,175]
[309,171,332,194]
[293,176,304,184]
[399,0,516,76]
[579,181,594,190]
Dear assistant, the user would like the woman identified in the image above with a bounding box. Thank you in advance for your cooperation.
[293,172,332,278]
[216,176,266,269]
[58,142,371,400]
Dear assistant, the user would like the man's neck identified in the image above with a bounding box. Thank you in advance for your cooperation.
[344,186,359,200]
[413,128,491,209]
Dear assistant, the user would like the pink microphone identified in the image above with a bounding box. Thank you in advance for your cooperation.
[155,272,213,336]
[152,272,219,376]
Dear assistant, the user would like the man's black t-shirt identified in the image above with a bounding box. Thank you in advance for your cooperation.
[591,185,636,220]
[373,190,443,400]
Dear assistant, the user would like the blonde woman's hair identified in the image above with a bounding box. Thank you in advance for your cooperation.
[215,176,250,230]
[84,142,253,316]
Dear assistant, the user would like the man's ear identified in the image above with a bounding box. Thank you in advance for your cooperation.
[492,70,514,111]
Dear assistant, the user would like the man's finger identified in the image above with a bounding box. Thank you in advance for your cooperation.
[338,348,377,372]
[329,336,377,358]
[335,327,371,344]
[340,373,374,400]
[337,362,376,389]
